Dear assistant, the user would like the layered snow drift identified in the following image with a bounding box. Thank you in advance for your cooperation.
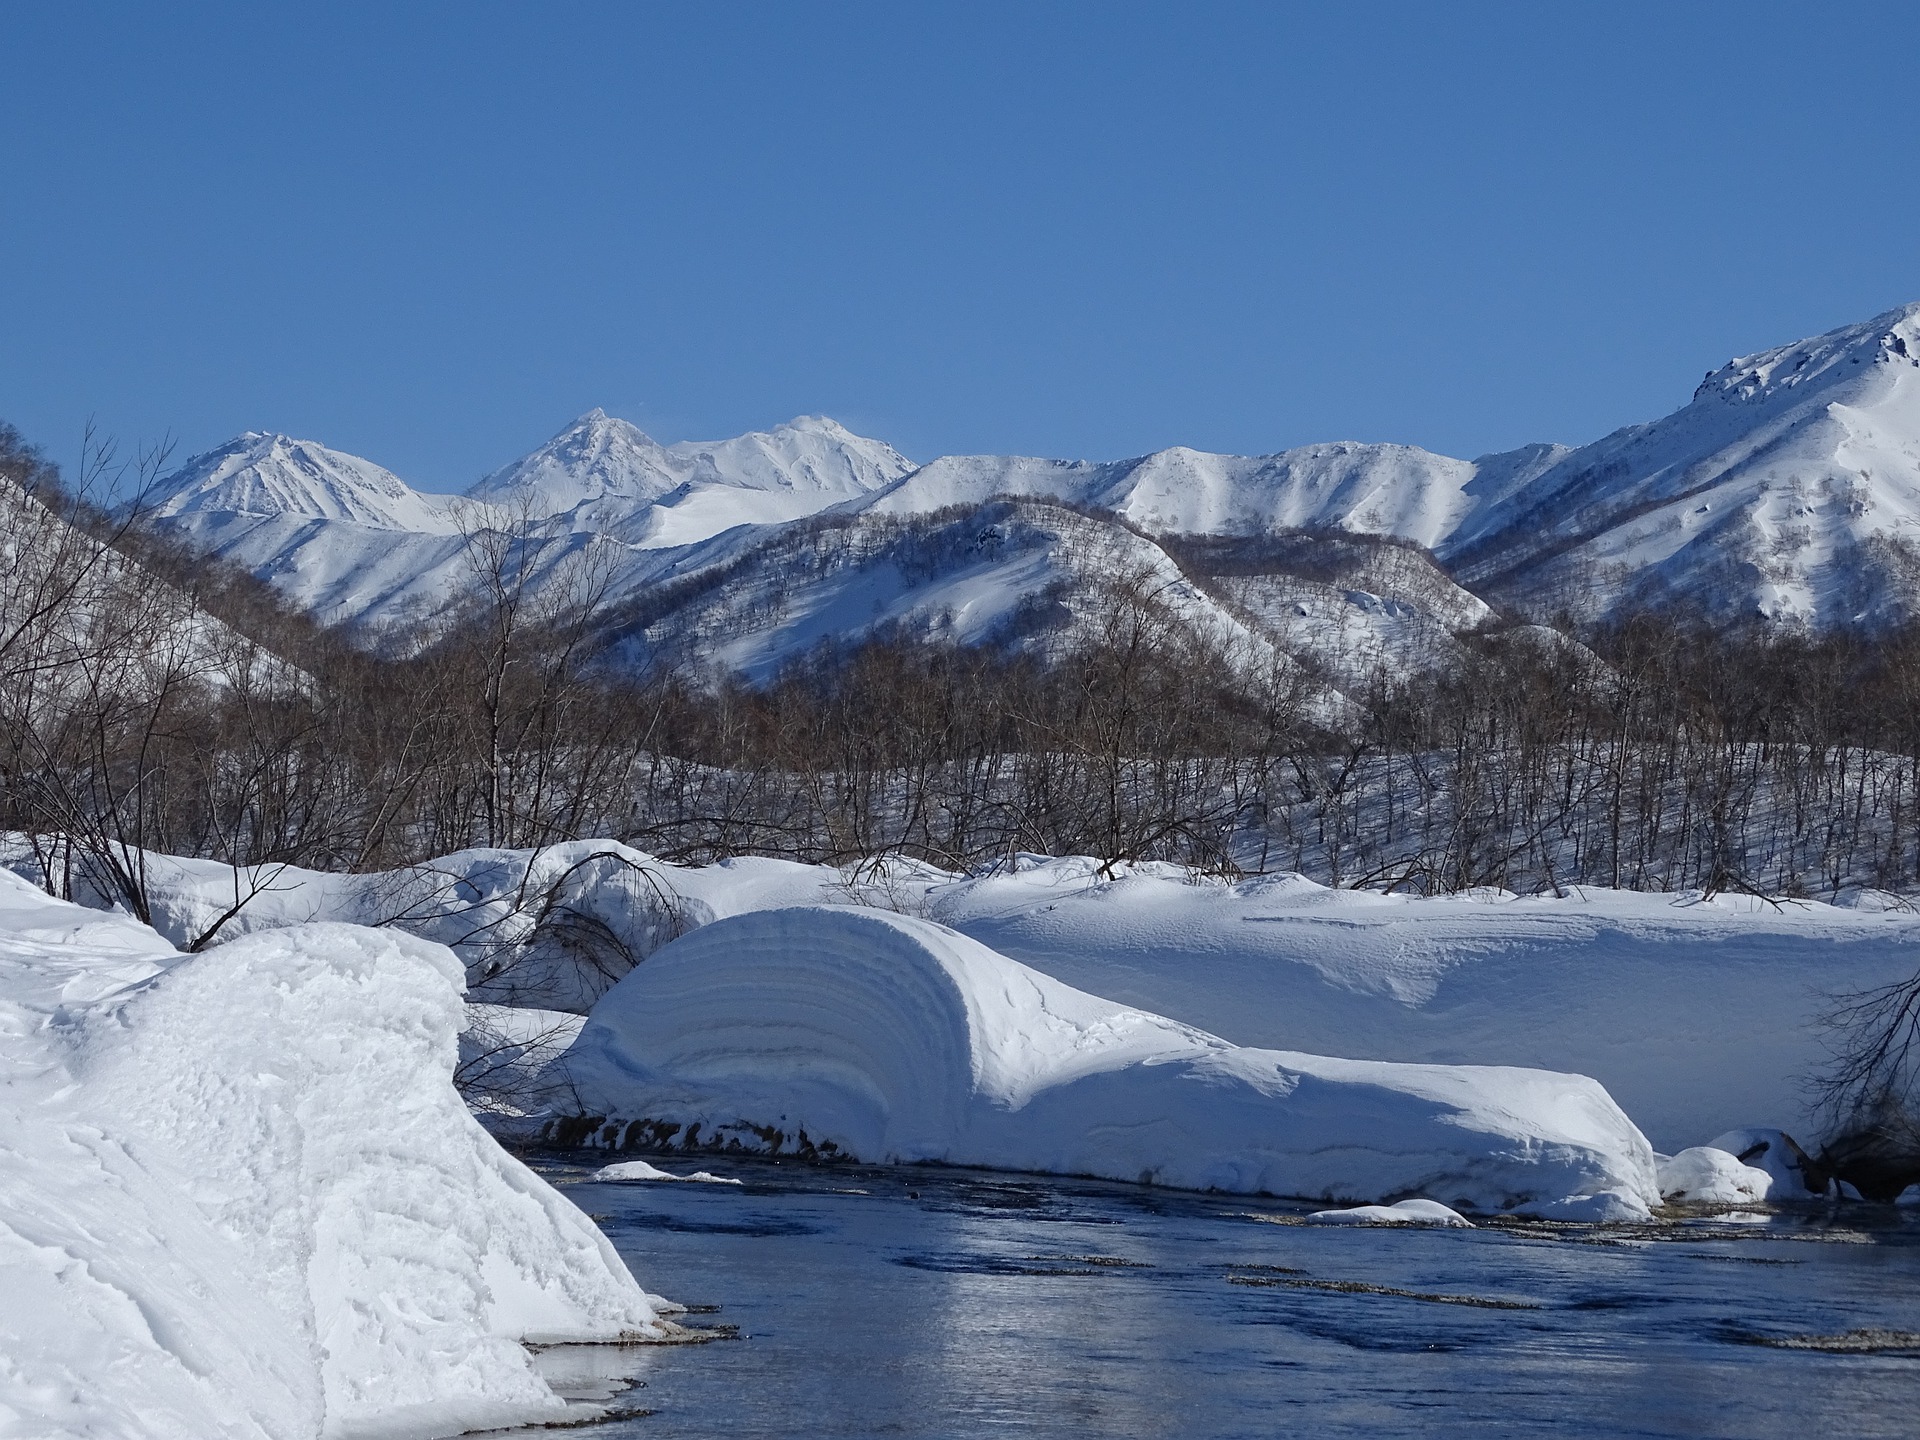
[926,857,1920,1151]
[562,906,1661,1217]
[0,874,670,1440]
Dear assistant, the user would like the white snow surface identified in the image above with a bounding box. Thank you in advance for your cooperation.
[1656,1147,1774,1205]
[854,442,1501,550]
[563,905,1660,1217]
[147,432,465,534]
[592,1160,742,1185]
[1703,1126,1826,1198]
[1446,302,1920,625]
[471,410,914,547]
[1305,1198,1473,1226]
[617,500,1289,691]
[28,841,1920,1158]
[0,872,669,1440]
[921,858,1920,1153]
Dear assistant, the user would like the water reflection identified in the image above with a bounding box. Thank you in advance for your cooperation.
[540,1155,1920,1439]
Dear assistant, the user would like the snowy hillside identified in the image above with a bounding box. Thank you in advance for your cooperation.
[471,409,915,547]
[1171,532,1495,689]
[600,499,1284,686]
[1445,302,1920,626]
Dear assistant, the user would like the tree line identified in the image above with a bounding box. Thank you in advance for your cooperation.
[15,419,1920,907]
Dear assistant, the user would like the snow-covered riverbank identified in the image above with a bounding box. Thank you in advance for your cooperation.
[0,871,674,1439]
[30,839,1916,1150]
[10,834,1917,1431]
[562,905,1661,1219]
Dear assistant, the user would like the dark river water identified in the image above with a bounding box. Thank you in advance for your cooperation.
[525,1153,1920,1439]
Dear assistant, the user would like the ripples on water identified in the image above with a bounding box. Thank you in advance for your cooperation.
[524,1154,1920,1439]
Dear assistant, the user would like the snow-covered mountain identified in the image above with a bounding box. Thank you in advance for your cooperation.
[472,410,914,547]
[598,498,1283,686]
[856,443,1467,549]
[137,298,1920,659]
[147,431,465,533]
[142,412,915,630]
[1444,303,1920,627]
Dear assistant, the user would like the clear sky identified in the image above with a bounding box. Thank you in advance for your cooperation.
[3,2,1918,492]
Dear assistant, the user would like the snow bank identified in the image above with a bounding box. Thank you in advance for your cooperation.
[562,906,1660,1218]
[925,858,1920,1150]
[1704,1127,1826,1198]
[24,838,1917,1154]
[0,873,671,1440]
[10,839,713,1013]
[1657,1147,1774,1205]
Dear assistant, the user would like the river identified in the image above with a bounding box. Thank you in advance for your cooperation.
[526,1153,1920,1439]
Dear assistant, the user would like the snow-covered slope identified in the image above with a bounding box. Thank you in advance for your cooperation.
[1172,532,1496,687]
[561,905,1661,1218]
[143,412,916,632]
[0,871,674,1439]
[602,498,1284,686]
[472,409,915,547]
[1445,303,1920,626]
[147,431,465,533]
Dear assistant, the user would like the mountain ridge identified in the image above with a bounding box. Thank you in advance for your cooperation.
[139,298,1920,651]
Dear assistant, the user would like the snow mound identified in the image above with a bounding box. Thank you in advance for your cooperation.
[1306,1198,1472,1227]
[593,1160,743,1185]
[562,906,1660,1217]
[0,873,671,1440]
[1657,1146,1774,1205]
[1705,1127,1825,1198]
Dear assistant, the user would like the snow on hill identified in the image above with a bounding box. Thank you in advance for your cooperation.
[471,409,915,547]
[1170,532,1496,690]
[147,431,465,533]
[1445,302,1920,626]
[599,498,1285,687]
[143,411,917,632]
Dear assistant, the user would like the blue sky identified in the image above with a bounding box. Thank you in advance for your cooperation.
[3,2,1917,492]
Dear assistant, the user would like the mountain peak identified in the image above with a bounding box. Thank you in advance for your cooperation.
[148,432,456,532]
[469,412,913,537]
[1694,301,1920,406]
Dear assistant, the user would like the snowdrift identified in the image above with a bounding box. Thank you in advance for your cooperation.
[18,838,1916,1151]
[0,872,671,1440]
[562,906,1661,1218]
[925,858,1920,1151]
